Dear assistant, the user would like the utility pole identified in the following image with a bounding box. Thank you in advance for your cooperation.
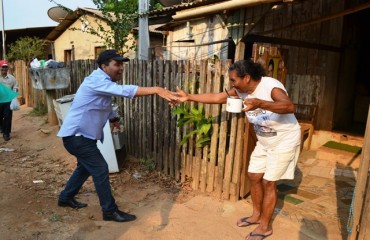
[138,0,149,60]
[0,0,5,60]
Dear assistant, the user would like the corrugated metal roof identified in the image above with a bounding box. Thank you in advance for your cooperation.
[147,0,225,16]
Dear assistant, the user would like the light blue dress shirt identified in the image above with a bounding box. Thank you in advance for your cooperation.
[57,68,138,141]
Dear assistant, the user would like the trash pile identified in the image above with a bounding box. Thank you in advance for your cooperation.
[30,58,65,69]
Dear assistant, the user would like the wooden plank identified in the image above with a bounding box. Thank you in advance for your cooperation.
[192,61,206,190]
[180,61,190,182]
[358,170,370,240]
[201,146,209,192]
[127,60,135,154]
[223,114,238,200]
[192,155,201,190]
[169,61,178,178]
[206,60,220,192]
[229,182,238,197]
[350,105,370,240]
[153,60,159,167]
[130,60,136,154]
[240,120,256,197]
[138,60,143,158]
[146,61,154,159]
[185,61,194,178]
[230,114,245,202]
[123,62,133,152]
[286,74,299,103]
[163,60,171,175]
[188,61,197,178]
[199,60,209,192]
[216,60,228,199]
[137,60,142,158]
[156,60,165,171]
[220,114,238,199]
[123,61,129,152]
[142,60,148,159]
[174,60,183,181]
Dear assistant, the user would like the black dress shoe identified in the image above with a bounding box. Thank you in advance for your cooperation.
[103,210,136,222]
[3,134,10,141]
[58,198,88,209]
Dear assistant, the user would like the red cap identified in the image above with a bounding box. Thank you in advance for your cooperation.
[0,60,8,67]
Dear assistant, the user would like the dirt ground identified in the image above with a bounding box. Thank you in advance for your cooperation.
[0,106,346,240]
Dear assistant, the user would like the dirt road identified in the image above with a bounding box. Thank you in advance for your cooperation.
[0,106,344,240]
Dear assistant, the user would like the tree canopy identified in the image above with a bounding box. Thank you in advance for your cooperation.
[7,37,48,63]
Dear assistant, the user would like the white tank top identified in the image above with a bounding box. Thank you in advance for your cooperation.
[236,77,301,150]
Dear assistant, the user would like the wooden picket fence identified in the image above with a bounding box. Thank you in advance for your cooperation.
[120,59,253,200]
[13,59,254,201]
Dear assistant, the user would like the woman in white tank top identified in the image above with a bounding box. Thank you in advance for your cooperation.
[175,59,301,240]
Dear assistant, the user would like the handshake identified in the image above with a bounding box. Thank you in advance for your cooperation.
[156,86,189,107]
[154,86,238,110]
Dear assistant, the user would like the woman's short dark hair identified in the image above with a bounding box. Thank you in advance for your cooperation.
[229,59,265,80]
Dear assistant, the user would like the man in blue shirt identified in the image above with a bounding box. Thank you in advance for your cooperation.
[57,49,177,222]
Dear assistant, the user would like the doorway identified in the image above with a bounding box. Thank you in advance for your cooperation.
[334,7,370,136]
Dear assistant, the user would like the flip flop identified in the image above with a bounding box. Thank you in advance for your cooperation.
[236,217,260,227]
[246,231,273,240]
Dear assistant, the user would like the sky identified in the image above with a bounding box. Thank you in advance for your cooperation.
[3,0,97,30]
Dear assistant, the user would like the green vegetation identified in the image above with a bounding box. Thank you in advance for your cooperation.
[323,141,362,154]
[7,37,48,63]
[36,208,62,223]
[140,157,156,171]
[29,106,48,116]
[171,104,213,148]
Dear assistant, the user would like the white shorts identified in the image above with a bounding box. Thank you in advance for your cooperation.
[248,143,300,181]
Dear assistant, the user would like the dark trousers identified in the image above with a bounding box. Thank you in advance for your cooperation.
[59,135,118,214]
[0,101,12,136]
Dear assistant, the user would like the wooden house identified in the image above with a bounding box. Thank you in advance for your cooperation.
[148,0,370,136]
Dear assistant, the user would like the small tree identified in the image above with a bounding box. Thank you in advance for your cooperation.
[7,36,48,63]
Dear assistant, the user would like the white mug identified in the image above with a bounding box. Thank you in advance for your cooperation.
[226,97,243,113]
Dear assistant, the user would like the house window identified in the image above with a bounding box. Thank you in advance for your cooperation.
[95,47,106,59]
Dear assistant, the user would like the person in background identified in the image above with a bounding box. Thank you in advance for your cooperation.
[57,49,178,223]
[175,59,301,240]
[0,60,19,141]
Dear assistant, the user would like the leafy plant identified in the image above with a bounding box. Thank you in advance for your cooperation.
[140,157,156,172]
[29,106,47,116]
[171,104,212,148]
[7,36,48,62]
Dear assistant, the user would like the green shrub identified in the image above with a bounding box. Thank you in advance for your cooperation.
[171,104,212,148]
